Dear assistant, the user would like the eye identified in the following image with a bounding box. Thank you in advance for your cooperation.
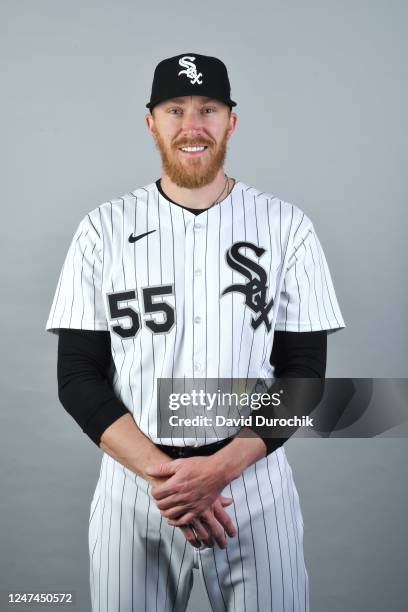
[202,107,216,114]
[168,108,183,115]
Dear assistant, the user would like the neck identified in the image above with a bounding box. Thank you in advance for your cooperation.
[160,169,231,210]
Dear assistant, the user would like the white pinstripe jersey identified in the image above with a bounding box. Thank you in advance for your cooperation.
[45,179,346,446]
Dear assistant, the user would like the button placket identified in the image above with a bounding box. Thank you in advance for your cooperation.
[192,217,207,377]
[183,216,196,377]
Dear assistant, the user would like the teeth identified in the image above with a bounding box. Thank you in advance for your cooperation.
[180,146,206,152]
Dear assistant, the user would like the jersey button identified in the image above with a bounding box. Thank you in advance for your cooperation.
[194,316,202,324]
[194,223,204,230]
[194,268,202,277]
[193,362,201,372]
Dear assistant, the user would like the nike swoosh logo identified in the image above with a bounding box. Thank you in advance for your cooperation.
[128,229,157,243]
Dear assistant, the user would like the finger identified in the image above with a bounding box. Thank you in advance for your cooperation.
[151,484,180,502]
[153,483,197,504]
[182,520,214,549]
[167,512,196,526]
[213,503,237,538]
[162,506,196,520]
[190,518,210,542]
[179,525,202,549]
[156,495,188,511]
[219,495,234,506]
[192,518,214,548]
[201,511,228,549]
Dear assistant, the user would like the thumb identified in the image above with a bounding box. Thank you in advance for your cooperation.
[219,495,234,506]
[145,462,176,477]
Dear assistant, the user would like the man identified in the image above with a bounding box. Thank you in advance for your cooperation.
[45,53,346,611]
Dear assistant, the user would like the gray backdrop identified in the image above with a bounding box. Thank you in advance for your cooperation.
[1,0,407,610]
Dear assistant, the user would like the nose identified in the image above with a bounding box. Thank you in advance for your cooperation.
[180,106,205,132]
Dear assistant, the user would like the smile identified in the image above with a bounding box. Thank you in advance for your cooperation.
[178,146,208,156]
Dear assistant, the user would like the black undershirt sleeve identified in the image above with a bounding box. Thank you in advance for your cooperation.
[57,329,131,446]
[251,330,327,455]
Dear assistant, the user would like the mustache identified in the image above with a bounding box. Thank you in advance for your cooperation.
[173,140,213,148]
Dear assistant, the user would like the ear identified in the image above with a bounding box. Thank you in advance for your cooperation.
[145,112,154,134]
[227,112,238,136]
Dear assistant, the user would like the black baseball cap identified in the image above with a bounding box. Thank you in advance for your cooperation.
[146,53,237,112]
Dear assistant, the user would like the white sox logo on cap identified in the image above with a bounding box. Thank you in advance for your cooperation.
[177,56,203,85]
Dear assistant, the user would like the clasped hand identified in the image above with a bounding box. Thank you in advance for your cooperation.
[145,456,237,549]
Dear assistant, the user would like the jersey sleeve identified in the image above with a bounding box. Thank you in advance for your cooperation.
[274,222,346,335]
[45,211,109,335]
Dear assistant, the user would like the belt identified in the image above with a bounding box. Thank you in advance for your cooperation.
[155,436,234,459]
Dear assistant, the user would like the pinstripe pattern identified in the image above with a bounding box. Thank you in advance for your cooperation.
[87,447,309,612]
[194,449,308,612]
[46,179,345,611]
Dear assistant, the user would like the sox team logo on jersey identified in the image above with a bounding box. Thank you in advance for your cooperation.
[222,241,274,332]
[178,55,203,84]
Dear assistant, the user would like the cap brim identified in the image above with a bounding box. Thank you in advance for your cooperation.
[146,97,237,110]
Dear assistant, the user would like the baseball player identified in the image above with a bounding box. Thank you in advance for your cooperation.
[45,53,346,611]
